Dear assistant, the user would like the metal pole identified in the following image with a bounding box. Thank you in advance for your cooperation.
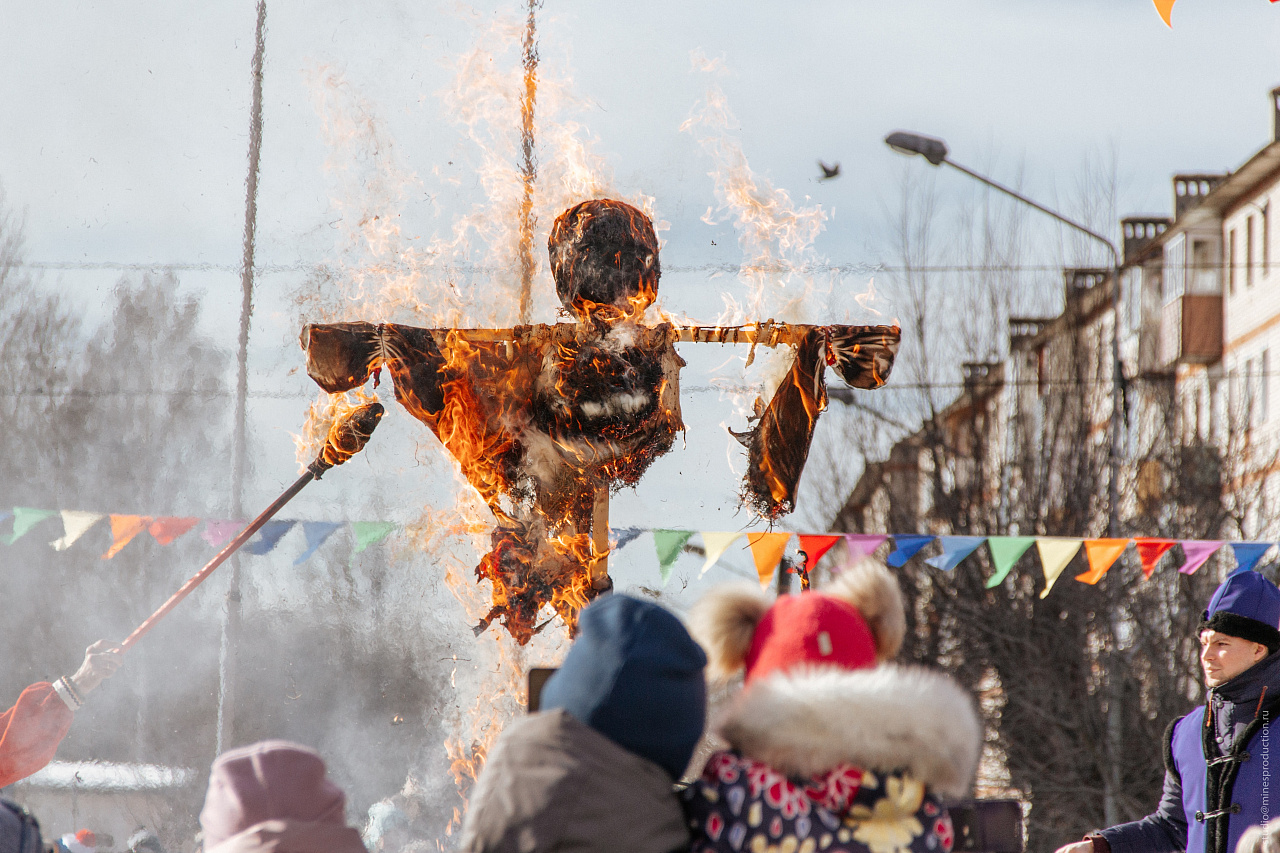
[940,155,1126,826]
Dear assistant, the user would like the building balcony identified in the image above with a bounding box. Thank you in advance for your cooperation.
[1159,294,1223,366]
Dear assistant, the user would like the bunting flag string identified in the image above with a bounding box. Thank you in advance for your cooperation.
[8,502,1280,597]
[2,505,403,565]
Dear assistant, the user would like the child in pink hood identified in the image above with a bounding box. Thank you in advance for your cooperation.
[199,741,366,853]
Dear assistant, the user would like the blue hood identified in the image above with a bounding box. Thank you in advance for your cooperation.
[540,594,707,780]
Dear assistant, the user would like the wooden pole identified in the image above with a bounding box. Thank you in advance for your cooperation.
[590,485,610,590]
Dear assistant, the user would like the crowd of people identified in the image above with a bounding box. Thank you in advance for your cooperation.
[3,557,1280,853]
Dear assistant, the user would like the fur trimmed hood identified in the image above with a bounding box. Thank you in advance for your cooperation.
[715,663,982,800]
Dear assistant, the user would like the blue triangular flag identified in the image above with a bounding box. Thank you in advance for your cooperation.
[925,536,986,572]
[293,522,344,565]
[610,526,646,551]
[887,534,935,568]
[244,520,297,556]
[1230,542,1273,574]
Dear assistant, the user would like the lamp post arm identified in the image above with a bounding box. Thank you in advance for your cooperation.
[943,159,1120,267]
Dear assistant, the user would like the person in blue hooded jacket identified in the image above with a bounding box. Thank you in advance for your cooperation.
[459,593,707,853]
[1055,570,1280,853]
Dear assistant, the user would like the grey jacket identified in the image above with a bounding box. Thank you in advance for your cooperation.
[459,709,690,853]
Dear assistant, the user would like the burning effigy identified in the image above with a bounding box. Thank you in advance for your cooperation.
[300,199,899,644]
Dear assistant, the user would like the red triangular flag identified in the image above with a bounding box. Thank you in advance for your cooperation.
[148,517,199,546]
[797,534,842,569]
[1134,537,1177,579]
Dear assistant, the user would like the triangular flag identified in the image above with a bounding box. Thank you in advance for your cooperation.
[653,530,694,584]
[609,527,646,551]
[1036,538,1083,599]
[887,534,934,568]
[203,520,245,549]
[352,522,398,554]
[50,511,106,551]
[1075,539,1131,585]
[925,536,986,572]
[1179,540,1224,576]
[103,515,153,559]
[244,520,298,556]
[148,517,199,546]
[843,534,889,560]
[985,537,1036,588]
[1231,542,1273,574]
[747,532,792,589]
[4,508,60,546]
[1134,538,1177,579]
[293,522,344,565]
[796,534,842,569]
[700,532,743,577]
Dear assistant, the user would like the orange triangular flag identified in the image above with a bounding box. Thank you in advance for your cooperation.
[1153,0,1176,28]
[1134,537,1177,579]
[148,517,199,546]
[747,532,792,590]
[797,534,842,568]
[103,515,152,559]
[1076,539,1131,585]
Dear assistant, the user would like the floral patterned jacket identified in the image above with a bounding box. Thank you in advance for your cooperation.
[682,750,952,853]
[681,665,982,853]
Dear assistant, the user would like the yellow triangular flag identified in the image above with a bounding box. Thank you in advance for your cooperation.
[700,532,743,577]
[1037,538,1083,599]
[103,515,152,560]
[747,532,792,590]
[50,511,106,551]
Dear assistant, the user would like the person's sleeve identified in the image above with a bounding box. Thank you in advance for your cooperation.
[1098,768,1188,853]
[0,682,75,788]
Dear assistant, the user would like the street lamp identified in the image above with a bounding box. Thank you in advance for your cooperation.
[885,130,1125,537]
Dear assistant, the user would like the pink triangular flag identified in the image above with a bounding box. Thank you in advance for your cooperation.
[844,534,889,559]
[203,519,244,548]
[1178,540,1224,575]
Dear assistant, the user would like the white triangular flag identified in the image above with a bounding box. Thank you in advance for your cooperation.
[50,510,106,551]
[700,532,743,577]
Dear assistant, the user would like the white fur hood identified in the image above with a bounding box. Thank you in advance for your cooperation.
[716,663,983,800]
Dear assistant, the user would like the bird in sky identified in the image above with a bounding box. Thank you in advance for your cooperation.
[818,160,841,181]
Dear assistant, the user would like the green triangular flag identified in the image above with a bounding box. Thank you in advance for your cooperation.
[4,508,60,546]
[985,537,1036,588]
[653,530,694,585]
[352,522,398,553]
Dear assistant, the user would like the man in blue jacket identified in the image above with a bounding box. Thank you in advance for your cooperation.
[1056,571,1280,853]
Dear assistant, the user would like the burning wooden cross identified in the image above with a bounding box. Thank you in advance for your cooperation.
[300,199,899,644]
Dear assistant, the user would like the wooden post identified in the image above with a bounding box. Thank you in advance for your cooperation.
[591,485,611,589]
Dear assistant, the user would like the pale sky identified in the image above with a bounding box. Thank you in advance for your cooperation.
[3,0,1279,594]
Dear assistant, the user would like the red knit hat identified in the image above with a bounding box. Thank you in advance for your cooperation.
[692,556,906,683]
[744,593,877,683]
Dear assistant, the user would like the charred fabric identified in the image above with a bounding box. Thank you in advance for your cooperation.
[300,199,899,644]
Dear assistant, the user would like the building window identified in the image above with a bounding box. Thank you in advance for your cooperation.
[1229,228,1237,296]
[1264,203,1271,283]
[1263,349,1271,424]
[1247,214,1256,288]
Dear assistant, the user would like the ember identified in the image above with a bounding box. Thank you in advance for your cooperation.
[300,199,899,644]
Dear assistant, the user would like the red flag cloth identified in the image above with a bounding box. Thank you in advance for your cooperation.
[797,534,842,569]
[147,517,199,546]
[1134,538,1177,579]
[0,683,73,787]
